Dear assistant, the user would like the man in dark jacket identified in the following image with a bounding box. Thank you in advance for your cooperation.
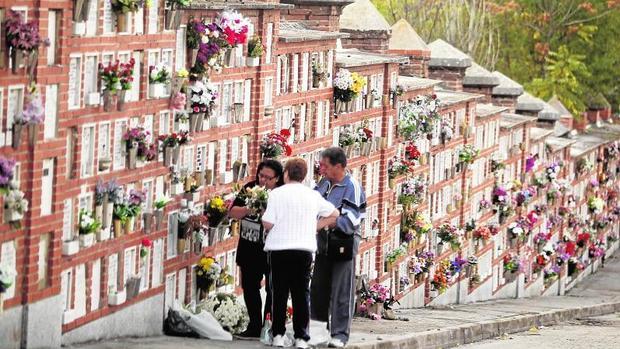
[229,159,284,339]
[311,147,367,348]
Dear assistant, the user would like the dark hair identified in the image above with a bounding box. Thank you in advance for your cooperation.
[284,158,308,182]
[255,159,284,187]
[321,147,347,168]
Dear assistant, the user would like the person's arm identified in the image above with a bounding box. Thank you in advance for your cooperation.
[331,180,367,235]
[229,206,250,220]
[317,209,339,231]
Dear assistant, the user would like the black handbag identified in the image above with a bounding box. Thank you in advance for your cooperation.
[327,227,354,261]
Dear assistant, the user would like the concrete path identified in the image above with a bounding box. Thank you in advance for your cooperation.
[71,252,620,349]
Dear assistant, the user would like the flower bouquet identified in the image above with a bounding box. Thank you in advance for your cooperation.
[117,58,135,110]
[201,293,249,334]
[260,129,292,159]
[398,176,426,207]
[5,10,49,76]
[405,143,421,162]
[358,126,374,155]
[247,35,264,66]
[0,157,17,195]
[217,10,250,47]
[436,223,464,251]
[239,185,269,217]
[78,209,102,247]
[187,19,230,75]
[3,188,28,228]
[12,84,45,148]
[576,158,594,175]
[385,243,407,266]
[458,145,479,165]
[153,195,170,230]
[123,127,153,168]
[473,226,492,244]
[398,94,440,140]
[576,232,591,248]
[431,261,449,295]
[188,80,218,132]
[196,256,221,292]
[448,256,469,277]
[333,69,365,112]
[149,62,171,98]
[545,162,561,183]
[359,283,389,319]
[503,254,520,281]
[312,61,327,87]
[140,238,151,258]
[388,156,411,180]
[205,196,227,227]
[587,196,604,214]
[111,0,143,32]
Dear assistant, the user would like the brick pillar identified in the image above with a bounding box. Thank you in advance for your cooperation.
[340,30,391,52]
[390,51,430,78]
[463,85,494,103]
[428,67,466,91]
[586,110,600,124]
[574,114,588,131]
[492,95,518,113]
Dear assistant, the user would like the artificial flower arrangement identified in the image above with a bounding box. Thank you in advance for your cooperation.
[205,196,228,227]
[338,126,360,148]
[492,185,514,222]
[576,232,591,248]
[525,154,538,172]
[436,223,464,251]
[196,256,222,291]
[545,161,562,183]
[588,243,605,259]
[12,84,44,148]
[201,292,249,334]
[514,186,537,207]
[3,187,29,227]
[605,141,619,159]
[158,131,192,148]
[405,143,421,161]
[4,10,49,75]
[99,60,122,94]
[458,145,479,165]
[440,122,454,143]
[236,185,269,217]
[507,217,529,241]
[118,58,135,100]
[217,10,250,47]
[388,156,412,179]
[478,198,491,211]
[543,266,561,283]
[448,256,469,277]
[259,129,292,159]
[587,196,605,214]
[409,251,434,277]
[398,94,441,140]
[385,243,408,265]
[164,0,191,30]
[312,61,327,86]
[149,62,171,85]
[532,174,547,189]
[533,253,549,273]
[567,257,584,277]
[0,157,16,195]
[503,254,520,273]
[431,261,449,294]
[123,127,157,164]
[398,175,426,207]
[333,68,365,107]
[357,126,373,143]
[247,35,264,58]
[472,226,492,242]
[576,158,594,175]
[140,238,152,258]
[78,209,102,236]
[533,232,550,246]
[401,210,432,243]
[187,19,228,75]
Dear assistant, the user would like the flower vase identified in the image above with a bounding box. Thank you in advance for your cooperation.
[233,103,244,123]
[437,242,444,255]
[361,142,372,156]
[143,212,153,234]
[192,238,202,255]
[116,12,128,32]
[10,49,19,74]
[149,83,166,99]
[124,216,135,235]
[4,208,23,223]
[164,9,182,30]
[25,50,38,83]
[117,90,127,111]
[218,225,228,242]
[177,238,186,255]
[368,302,383,316]
[125,276,142,300]
[388,178,395,189]
[103,202,114,229]
[537,241,545,253]
[346,101,353,113]
[312,74,320,88]
[79,234,95,248]
[113,219,123,238]
[11,123,23,149]
[208,227,218,246]
[126,147,137,169]
[163,146,177,167]
[95,204,104,223]
[28,123,37,146]
[223,49,234,67]
[247,56,260,67]
[103,91,115,112]
[188,113,199,133]
[154,209,164,230]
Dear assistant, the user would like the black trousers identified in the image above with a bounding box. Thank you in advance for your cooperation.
[240,261,271,334]
[269,250,313,341]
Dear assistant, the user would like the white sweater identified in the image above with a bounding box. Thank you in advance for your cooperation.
[262,183,336,252]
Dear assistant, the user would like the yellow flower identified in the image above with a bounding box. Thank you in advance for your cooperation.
[210,197,225,211]
[350,73,366,95]
[177,69,189,78]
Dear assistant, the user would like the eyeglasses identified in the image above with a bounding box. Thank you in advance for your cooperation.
[258,172,276,181]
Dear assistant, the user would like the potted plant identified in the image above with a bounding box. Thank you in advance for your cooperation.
[125,189,145,234]
[165,0,190,30]
[153,195,170,230]
[113,203,131,238]
[78,209,101,248]
[149,62,171,98]
[247,35,263,67]
[3,188,28,227]
[117,58,135,111]
[12,84,45,148]
[107,286,126,306]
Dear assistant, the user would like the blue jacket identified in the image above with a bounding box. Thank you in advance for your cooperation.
[315,174,367,237]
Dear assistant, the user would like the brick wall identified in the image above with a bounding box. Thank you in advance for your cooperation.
[340,30,391,53]
[428,67,466,91]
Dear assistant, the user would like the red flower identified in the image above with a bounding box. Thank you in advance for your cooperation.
[141,238,152,247]
[279,129,291,138]
[284,144,292,156]
[565,241,576,256]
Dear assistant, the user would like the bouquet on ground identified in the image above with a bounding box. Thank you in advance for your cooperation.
[333,69,365,102]
[259,129,292,159]
[398,94,440,140]
[359,283,390,320]
[436,223,464,250]
[205,196,228,227]
[398,175,426,207]
[201,293,249,334]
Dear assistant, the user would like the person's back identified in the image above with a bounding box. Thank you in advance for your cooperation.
[263,182,328,253]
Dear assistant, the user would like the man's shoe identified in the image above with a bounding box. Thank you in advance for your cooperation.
[328,338,345,348]
[295,339,310,349]
[234,329,260,340]
[272,335,286,347]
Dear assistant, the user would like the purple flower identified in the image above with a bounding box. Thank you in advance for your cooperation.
[128,189,146,206]
[0,156,16,187]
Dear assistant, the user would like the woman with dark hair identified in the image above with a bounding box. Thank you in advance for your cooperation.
[229,159,284,339]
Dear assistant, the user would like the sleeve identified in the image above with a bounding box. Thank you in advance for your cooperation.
[316,191,336,218]
[261,190,277,224]
[335,179,367,235]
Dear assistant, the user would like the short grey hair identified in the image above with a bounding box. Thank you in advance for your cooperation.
[321,147,347,168]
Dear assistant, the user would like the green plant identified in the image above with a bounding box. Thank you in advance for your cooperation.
[247,35,264,58]
[154,195,171,210]
[113,204,132,224]
[79,210,102,235]
[111,0,143,14]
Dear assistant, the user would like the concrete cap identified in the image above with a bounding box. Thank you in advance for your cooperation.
[500,113,537,129]
[428,39,472,68]
[570,133,608,158]
[463,62,500,86]
[388,19,429,55]
[476,103,508,118]
[281,0,355,4]
[398,75,442,91]
[434,88,483,107]
[530,127,554,141]
[340,0,391,32]
[516,92,545,112]
[186,0,294,10]
[279,21,346,42]
[553,122,571,137]
[335,48,408,67]
[547,95,572,118]
[491,71,524,96]
[538,102,561,121]
[545,136,576,152]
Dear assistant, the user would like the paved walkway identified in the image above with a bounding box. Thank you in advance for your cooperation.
[71,252,620,349]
